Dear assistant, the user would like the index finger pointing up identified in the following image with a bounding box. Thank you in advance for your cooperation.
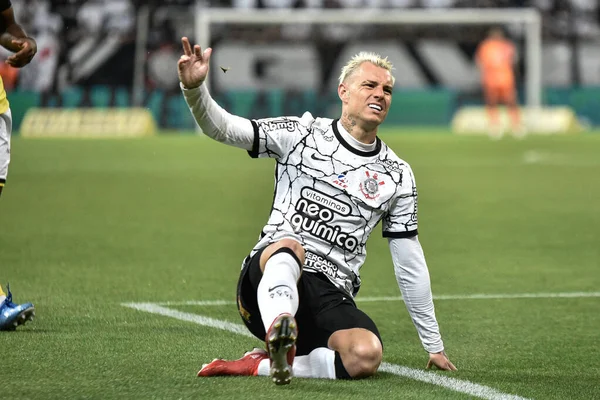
[181,37,193,56]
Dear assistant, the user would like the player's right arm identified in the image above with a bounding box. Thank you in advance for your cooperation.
[178,37,254,150]
[178,37,308,158]
[0,1,37,68]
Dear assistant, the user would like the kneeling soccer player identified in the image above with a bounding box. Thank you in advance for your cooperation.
[177,36,457,384]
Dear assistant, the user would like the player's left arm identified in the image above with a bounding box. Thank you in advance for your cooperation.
[388,236,457,371]
[383,164,456,371]
[0,3,37,68]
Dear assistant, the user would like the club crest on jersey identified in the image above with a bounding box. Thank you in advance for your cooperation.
[360,171,385,199]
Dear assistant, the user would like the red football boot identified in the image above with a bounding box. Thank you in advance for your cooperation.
[198,348,268,377]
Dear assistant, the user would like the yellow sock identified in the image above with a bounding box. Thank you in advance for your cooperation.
[0,285,5,297]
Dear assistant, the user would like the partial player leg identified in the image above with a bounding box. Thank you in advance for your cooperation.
[256,239,304,384]
[198,348,269,377]
[255,346,337,379]
[0,284,35,331]
[265,312,298,385]
[503,87,526,138]
[256,239,304,328]
[199,289,380,381]
[198,345,336,381]
[0,110,13,200]
[257,304,382,380]
[263,272,382,380]
[303,272,383,379]
[0,114,36,331]
[327,328,382,378]
[484,86,503,139]
[198,239,304,384]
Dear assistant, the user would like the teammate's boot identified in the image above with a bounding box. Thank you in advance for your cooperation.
[265,313,298,385]
[0,284,35,331]
[198,348,268,377]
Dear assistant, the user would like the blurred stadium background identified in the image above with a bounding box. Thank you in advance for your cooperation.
[5,0,600,134]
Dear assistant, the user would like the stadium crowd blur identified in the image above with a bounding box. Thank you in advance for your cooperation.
[2,0,598,120]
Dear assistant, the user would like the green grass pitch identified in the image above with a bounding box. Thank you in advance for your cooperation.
[1,130,599,399]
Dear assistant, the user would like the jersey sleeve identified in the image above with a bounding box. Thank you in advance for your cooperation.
[247,113,313,160]
[382,164,418,238]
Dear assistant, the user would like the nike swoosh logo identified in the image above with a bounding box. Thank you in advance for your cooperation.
[311,153,329,162]
[268,285,289,292]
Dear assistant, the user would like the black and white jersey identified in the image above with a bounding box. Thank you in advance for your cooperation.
[182,84,444,353]
[248,112,418,297]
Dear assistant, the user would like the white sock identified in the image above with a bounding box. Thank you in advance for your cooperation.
[257,251,301,332]
[256,347,336,379]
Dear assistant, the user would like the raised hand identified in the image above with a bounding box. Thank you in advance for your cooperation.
[177,37,212,89]
[426,351,457,371]
[5,37,37,68]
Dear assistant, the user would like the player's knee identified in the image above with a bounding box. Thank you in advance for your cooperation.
[260,239,305,273]
[350,339,383,378]
[339,336,382,379]
[276,238,305,265]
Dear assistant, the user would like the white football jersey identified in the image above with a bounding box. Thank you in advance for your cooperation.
[249,112,418,297]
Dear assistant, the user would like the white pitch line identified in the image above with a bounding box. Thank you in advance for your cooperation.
[122,302,252,337]
[156,300,237,307]
[358,291,600,303]
[379,363,529,400]
[122,302,531,400]
[155,291,600,306]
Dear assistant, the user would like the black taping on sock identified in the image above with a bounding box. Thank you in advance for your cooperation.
[270,247,303,271]
[334,351,352,380]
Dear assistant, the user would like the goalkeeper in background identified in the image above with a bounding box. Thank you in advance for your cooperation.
[0,0,37,331]
[476,27,525,139]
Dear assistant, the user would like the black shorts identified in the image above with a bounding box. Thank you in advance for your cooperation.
[236,246,382,356]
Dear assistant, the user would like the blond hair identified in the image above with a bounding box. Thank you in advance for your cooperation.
[338,52,395,86]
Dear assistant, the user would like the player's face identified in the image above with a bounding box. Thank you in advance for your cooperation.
[339,62,394,129]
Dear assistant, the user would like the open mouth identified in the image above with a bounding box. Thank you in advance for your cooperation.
[368,103,383,113]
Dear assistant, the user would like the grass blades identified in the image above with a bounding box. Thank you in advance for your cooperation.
[1,131,599,399]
